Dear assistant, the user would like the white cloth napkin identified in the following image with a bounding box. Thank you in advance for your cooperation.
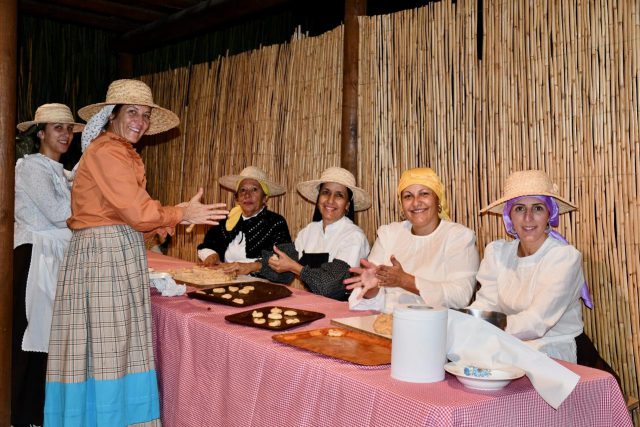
[150,274,186,297]
[447,309,580,409]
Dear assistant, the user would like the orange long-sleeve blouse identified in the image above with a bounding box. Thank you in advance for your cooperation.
[67,132,183,237]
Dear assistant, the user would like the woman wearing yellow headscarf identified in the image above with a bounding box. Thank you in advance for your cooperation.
[345,167,479,311]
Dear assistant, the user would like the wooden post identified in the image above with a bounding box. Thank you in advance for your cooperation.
[117,52,134,78]
[0,0,17,424]
[341,0,366,175]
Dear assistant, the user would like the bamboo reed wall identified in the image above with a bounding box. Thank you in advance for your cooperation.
[140,27,345,262]
[138,0,638,415]
[357,0,639,416]
[16,16,117,166]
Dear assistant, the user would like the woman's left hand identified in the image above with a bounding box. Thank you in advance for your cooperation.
[376,256,415,290]
[218,261,260,276]
[268,246,303,275]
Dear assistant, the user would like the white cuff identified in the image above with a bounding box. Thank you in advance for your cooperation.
[348,287,385,311]
[198,248,217,262]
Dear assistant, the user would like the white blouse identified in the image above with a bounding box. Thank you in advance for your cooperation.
[197,208,264,263]
[349,220,479,312]
[469,237,584,362]
[14,154,71,248]
[294,216,369,268]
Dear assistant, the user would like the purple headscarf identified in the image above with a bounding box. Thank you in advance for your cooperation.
[503,195,593,309]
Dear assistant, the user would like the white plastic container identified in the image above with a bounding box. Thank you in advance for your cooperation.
[391,304,448,383]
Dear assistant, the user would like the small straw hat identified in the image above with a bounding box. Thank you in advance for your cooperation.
[77,79,179,135]
[219,166,286,196]
[481,170,577,215]
[17,103,84,132]
[296,167,371,211]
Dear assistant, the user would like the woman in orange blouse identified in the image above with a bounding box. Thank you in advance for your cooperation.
[44,79,228,427]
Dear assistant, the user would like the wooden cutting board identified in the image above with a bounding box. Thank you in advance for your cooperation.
[330,314,392,340]
[273,327,391,365]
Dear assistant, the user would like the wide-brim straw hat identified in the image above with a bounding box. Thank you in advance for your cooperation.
[77,79,179,135]
[219,166,286,196]
[17,103,84,133]
[296,167,371,211]
[481,170,577,215]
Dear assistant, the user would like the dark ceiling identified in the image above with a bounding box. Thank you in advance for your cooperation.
[18,0,297,52]
[17,0,436,53]
[19,0,225,33]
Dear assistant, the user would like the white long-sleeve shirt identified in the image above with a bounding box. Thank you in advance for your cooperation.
[469,237,584,362]
[349,220,479,312]
[14,154,71,248]
[294,216,369,267]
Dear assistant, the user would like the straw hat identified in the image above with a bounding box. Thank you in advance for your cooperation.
[481,170,577,215]
[219,166,286,196]
[296,167,371,211]
[77,79,179,135]
[17,103,84,132]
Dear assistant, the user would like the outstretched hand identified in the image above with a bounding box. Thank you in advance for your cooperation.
[179,187,229,226]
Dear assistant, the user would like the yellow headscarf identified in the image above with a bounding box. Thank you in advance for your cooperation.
[225,180,270,231]
[397,167,450,220]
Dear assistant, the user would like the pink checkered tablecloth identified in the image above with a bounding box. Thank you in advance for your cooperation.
[148,252,632,427]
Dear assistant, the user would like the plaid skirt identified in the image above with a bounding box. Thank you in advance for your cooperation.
[44,225,161,427]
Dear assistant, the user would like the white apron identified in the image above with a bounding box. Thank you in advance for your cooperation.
[22,228,71,352]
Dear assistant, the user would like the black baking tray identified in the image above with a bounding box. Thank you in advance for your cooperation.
[225,306,325,331]
[186,281,292,307]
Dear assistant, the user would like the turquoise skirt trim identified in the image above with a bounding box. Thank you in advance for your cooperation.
[44,370,160,427]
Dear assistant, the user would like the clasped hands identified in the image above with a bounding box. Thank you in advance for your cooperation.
[344,256,413,297]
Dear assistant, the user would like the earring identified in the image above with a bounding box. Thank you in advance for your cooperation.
[399,209,406,220]
[438,205,442,213]
[545,224,552,233]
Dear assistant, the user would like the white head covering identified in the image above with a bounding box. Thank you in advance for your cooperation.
[81,105,114,152]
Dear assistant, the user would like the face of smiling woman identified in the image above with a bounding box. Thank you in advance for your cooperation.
[317,182,350,227]
[38,123,73,161]
[109,104,151,144]
[400,184,440,236]
[509,197,550,256]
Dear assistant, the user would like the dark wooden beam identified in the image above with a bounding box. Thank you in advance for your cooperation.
[0,0,17,424]
[44,0,168,23]
[19,0,137,33]
[109,0,202,10]
[340,0,366,175]
[114,0,293,53]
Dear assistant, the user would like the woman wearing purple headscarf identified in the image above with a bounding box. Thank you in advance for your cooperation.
[469,170,593,363]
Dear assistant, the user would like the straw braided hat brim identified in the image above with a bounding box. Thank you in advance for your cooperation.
[77,79,179,135]
[481,170,577,215]
[219,166,286,197]
[296,167,371,211]
[17,103,84,133]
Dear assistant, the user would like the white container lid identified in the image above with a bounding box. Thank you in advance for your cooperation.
[393,304,447,320]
